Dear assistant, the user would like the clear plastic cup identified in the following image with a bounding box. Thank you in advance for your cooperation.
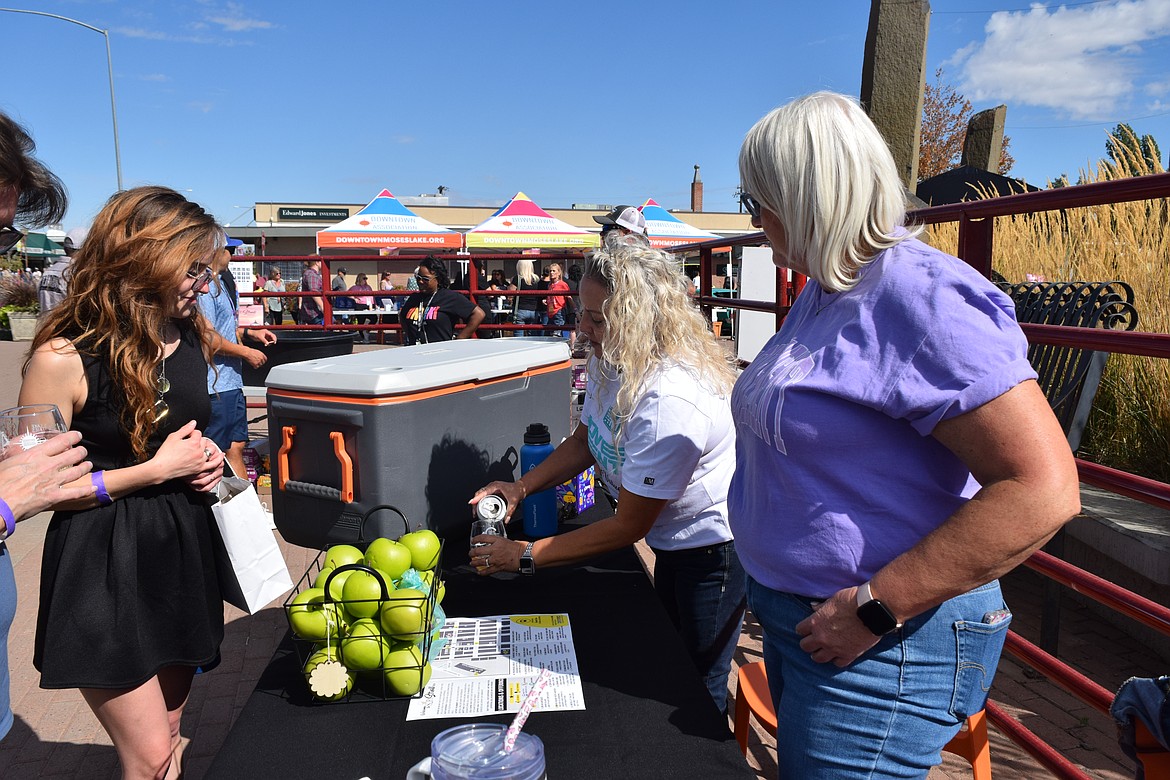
[428,723,545,780]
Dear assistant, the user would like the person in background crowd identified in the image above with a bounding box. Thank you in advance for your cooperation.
[331,266,352,310]
[263,267,285,325]
[470,241,745,715]
[298,257,324,325]
[22,186,227,778]
[542,262,570,337]
[398,256,484,345]
[0,109,95,746]
[198,239,277,479]
[731,91,1080,778]
[511,258,542,337]
[38,226,87,318]
[349,272,376,343]
[378,271,397,332]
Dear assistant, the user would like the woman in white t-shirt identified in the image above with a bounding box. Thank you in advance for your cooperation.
[470,240,745,714]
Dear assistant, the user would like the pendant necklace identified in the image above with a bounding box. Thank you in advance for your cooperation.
[154,325,173,422]
[418,291,437,344]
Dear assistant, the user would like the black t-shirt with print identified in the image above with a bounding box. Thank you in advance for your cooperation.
[398,288,477,344]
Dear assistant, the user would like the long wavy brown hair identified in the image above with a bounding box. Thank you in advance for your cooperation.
[27,186,221,460]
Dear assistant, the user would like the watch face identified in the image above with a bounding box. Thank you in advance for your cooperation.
[857,599,899,636]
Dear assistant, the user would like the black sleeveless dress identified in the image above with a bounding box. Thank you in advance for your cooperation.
[33,322,225,689]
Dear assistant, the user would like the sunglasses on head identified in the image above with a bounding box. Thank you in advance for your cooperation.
[0,225,25,255]
[739,192,762,221]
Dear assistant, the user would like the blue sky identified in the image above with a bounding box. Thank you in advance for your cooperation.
[4,0,1169,232]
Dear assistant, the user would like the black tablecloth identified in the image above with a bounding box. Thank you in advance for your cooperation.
[206,542,754,779]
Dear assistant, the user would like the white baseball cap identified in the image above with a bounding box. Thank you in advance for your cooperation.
[593,205,647,235]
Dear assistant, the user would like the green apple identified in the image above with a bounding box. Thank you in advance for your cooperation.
[341,569,391,619]
[340,618,392,671]
[364,537,412,581]
[303,646,354,701]
[288,587,347,641]
[397,529,441,571]
[383,644,431,696]
[323,568,355,603]
[418,570,445,604]
[379,588,429,642]
[312,566,336,590]
[323,544,365,570]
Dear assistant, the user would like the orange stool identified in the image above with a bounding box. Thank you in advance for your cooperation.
[734,661,992,778]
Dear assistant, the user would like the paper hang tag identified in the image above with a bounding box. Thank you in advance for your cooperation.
[309,660,350,698]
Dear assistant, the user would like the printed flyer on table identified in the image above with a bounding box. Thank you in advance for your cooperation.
[405,613,586,720]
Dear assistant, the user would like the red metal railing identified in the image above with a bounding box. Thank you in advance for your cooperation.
[240,253,586,340]
[673,171,1170,778]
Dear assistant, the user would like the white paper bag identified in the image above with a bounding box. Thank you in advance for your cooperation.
[210,474,293,614]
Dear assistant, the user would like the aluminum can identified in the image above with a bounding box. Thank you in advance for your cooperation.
[476,495,508,524]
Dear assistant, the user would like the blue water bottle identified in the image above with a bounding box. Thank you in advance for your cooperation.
[521,423,558,538]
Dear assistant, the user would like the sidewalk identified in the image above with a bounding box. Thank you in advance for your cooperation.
[0,339,1163,779]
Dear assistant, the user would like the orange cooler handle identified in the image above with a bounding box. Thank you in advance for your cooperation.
[330,431,355,504]
[278,425,296,491]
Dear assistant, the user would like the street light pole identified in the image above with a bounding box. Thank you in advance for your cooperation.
[0,7,124,191]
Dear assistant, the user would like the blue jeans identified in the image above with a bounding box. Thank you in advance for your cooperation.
[748,577,1010,779]
[651,540,747,715]
[513,308,540,337]
[542,309,565,337]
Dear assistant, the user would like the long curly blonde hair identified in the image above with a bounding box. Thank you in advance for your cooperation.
[28,186,221,460]
[584,239,737,443]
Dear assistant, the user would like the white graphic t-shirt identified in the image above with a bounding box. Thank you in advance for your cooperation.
[581,361,736,551]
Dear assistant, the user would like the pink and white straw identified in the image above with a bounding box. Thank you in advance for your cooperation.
[503,667,552,753]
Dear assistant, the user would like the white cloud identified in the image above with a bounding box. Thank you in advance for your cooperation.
[205,2,274,33]
[954,0,1170,120]
[1146,79,1170,97]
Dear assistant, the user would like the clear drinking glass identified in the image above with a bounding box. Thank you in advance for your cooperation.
[0,404,68,460]
[470,518,507,550]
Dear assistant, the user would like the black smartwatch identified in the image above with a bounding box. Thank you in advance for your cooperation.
[856,581,902,636]
[518,542,536,575]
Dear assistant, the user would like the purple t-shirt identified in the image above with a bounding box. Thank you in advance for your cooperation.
[728,236,1036,597]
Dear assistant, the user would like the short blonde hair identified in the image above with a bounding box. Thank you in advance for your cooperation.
[738,91,920,291]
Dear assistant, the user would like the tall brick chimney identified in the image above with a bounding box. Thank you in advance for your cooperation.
[690,164,703,212]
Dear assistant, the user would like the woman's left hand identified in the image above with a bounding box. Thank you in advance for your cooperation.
[469,535,526,575]
[183,437,225,493]
[794,587,880,667]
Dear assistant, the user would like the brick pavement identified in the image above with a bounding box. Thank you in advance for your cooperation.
[0,339,1164,779]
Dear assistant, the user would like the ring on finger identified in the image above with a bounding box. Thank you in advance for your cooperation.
[485,555,491,566]
[203,448,213,460]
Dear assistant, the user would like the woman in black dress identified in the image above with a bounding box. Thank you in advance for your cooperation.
[20,186,226,779]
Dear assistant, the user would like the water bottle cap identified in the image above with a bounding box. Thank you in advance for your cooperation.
[523,423,550,445]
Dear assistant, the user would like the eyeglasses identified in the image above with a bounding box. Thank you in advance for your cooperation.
[0,225,25,255]
[740,192,762,221]
[414,274,434,284]
[186,264,215,287]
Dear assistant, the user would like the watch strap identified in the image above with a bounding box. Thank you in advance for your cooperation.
[856,581,902,635]
[519,541,536,575]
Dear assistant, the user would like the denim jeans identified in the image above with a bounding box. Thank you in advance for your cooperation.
[747,577,1010,779]
[542,309,565,337]
[651,540,747,715]
[513,308,540,337]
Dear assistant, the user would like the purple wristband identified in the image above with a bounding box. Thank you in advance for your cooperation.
[0,498,15,539]
[92,470,112,506]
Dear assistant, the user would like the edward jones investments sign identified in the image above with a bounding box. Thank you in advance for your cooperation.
[278,207,352,221]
